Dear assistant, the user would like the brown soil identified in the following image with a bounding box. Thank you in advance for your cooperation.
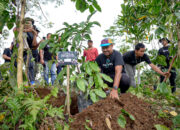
[33,88,172,130]
[70,93,172,130]
[34,87,79,115]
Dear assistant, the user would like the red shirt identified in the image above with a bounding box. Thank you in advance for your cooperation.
[83,47,98,61]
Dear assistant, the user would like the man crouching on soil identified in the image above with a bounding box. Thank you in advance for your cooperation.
[95,38,130,99]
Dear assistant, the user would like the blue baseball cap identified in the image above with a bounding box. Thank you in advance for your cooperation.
[100,38,113,47]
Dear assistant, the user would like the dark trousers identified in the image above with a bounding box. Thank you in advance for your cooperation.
[104,73,130,93]
[23,51,35,82]
[57,64,62,74]
[160,68,176,93]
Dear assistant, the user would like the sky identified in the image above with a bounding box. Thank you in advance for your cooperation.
[0,0,123,64]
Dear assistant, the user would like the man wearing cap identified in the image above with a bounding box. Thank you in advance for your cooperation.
[123,43,168,88]
[83,40,98,62]
[158,38,176,93]
[95,38,130,99]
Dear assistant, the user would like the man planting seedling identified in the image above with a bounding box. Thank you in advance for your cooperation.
[95,38,130,100]
[123,43,169,88]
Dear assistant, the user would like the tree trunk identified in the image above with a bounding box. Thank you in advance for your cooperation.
[177,22,180,58]
[17,0,26,88]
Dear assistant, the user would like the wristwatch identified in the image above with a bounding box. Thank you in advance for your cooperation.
[113,86,118,90]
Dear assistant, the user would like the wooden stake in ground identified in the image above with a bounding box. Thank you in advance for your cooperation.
[163,55,177,82]
[17,0,26,88]
[67,65,70,115]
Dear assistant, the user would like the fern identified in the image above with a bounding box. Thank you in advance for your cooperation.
[23,97,45,121]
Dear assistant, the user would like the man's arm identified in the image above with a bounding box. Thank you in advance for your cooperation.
[39,49,44,65]
[149,63,165,76]
[32,29,38,47]
[3,54,11,61]
[110,65,123,99]
[113,65,122,88]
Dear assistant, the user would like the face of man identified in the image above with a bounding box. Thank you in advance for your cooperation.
[102,44,113,56]
[24,21,32,29]
[88,41,93,48]
[162,39,168,46]
[135,47,145,57]
[47,34,51,40]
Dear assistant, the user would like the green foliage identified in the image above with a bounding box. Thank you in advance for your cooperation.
[156,82,171,96]
[71,0,101,13]
[117,109,135,128]
[117,114,126,128]
[175,70,180,88]
[0,1,16,33]
[0,85,63,129]
[77,78,86,92]
[71,61,112,103]
[173,115,180,128]
[121,109,135,121]
[155,124,169,130]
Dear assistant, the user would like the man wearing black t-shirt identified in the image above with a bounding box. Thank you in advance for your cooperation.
[3,42,14,63]
[96,38,130,99]
[40,33,56,85]
[123,43,168,88]
[13,17,38,85]
[158,38,176,93]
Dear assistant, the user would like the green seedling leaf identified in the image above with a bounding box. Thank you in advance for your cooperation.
[88,76,94,87]
[121,109,135,121]
[154,124,169,130]
[39,40,49,49]
[96,73,104,87]
[94,89,106,98]
[85,63,92,75]
[100,73,113,83]
[117,114,126,128]
[77,79,86,92]
[89,62,100,72]
[90,91,98,103]
[70,76,76,82]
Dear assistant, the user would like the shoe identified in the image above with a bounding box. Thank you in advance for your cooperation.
[30,81,35,85]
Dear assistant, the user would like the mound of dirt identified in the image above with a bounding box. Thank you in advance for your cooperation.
[35,88,79,115]
[70,93,172,130]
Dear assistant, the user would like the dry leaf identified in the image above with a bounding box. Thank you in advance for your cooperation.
[170,111,177,116]
[163,110,168,113]
[105,117,112,130]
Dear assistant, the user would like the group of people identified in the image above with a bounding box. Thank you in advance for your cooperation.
[76,37,176,112]
[1,17,177,112]
[83,38,176,98]
[2,18,62,86]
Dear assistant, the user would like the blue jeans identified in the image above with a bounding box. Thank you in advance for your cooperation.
[43,61,56,85]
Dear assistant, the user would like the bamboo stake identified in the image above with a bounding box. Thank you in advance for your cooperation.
[67,65,70,115]
[163,55,177,82]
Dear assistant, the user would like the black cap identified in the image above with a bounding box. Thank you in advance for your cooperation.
[159,38,170,43]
